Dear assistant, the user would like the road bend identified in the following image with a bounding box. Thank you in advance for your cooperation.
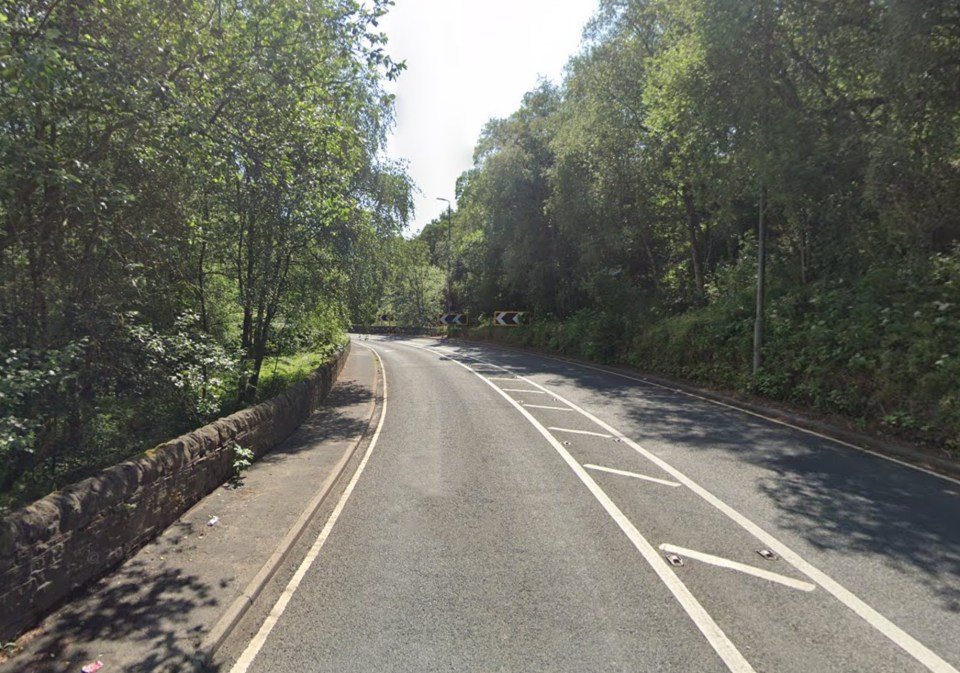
[221,335,960,673]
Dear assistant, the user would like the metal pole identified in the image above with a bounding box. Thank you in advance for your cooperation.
[753,186,766,377]
[437,197,452,312]
[753,0,770,381]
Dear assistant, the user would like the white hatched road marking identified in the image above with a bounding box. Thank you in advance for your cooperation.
[501,388,547,394]
[411,343,756,672]
[659,544,816,592]
[523,404,573,411]
[584,464,681,488]
[526,350,960,488]
[416,340,959,673]
[549,426,613,438]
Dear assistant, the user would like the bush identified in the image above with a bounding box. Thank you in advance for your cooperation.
[0,312,241,515]
[465,248,960,454]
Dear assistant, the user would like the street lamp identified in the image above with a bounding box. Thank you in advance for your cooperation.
[436,197,452,312]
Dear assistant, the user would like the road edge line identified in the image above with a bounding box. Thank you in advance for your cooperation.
[434,340,960,673]
[450,338,960,486]
[410,341,756,673]
[194,343,384,669]
[226,343,388,673]
[508,355,960,673]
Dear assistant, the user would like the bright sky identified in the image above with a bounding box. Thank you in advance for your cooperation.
[380,0,600,234]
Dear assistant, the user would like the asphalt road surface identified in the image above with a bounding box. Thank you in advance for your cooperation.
[221,335,960,673]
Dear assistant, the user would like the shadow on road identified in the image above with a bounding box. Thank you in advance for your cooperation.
[444,341,960,615]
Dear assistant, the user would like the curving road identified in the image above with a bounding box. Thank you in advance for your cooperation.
[221,335,960,673]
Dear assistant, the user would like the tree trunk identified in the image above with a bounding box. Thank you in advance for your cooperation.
[681,182,706,300]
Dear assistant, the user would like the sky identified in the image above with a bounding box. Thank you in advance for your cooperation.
[379,0,600,234]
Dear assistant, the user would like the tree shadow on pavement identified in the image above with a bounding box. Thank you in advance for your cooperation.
[259,380,373,464]
[445,342,960,615]
[3,558,216,673]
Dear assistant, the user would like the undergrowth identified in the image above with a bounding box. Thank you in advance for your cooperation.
[466,251,960,456]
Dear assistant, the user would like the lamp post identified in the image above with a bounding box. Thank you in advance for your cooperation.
[436,197,452,312]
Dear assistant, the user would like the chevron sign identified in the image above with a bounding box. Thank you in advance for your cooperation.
[494,310,526,326]
[439,312,467,326]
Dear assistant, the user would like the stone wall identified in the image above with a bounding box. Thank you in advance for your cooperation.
[350,325,444,336]
[0,343,350,642]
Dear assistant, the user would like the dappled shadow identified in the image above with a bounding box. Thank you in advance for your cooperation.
[0,358,379,673]
[323,378,375,411]
[2,558,216,673]
[620,388,960,613]
[259,379,373,464]
[756,450,960,611]
[439,340,960,614]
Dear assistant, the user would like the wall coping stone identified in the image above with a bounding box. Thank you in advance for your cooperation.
[0,342,350,642]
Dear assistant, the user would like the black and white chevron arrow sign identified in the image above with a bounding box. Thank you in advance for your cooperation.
[494,310,526,326]
[439,312,467,326]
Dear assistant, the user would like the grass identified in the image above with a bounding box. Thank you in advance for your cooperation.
[255,350,334,402]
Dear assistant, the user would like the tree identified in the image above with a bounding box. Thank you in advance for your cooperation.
[0,0,410,510]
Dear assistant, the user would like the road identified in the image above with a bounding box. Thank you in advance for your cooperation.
[219,335,960,673]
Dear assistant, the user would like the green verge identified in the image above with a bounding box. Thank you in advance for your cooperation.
[463,256,960,460]
[255,347,341,403]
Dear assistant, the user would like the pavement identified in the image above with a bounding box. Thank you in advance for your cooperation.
[0,344,380,673]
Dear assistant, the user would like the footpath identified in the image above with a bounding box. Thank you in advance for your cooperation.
[0,342,380,673]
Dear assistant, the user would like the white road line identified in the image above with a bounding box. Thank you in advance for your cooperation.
[502,388,547,394]
[523,404,573,411]
[659,544,816,592]
[584,464,681,488]
[229,345,388,673]
[549,427,613,438]
[472,365,512,373]
[418,340,960,673]
[417,346,756,673]
[524,350,960,488]
[487,376,520,381]
[484,359,959,673]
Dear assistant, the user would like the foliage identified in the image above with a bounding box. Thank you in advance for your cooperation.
[0,341,85,506]
[468,248,960,453]
[435,0,960,453]
[231,443,254,478]
[256,344,345,403]
[0,0,410,512]
[385,239,446,326]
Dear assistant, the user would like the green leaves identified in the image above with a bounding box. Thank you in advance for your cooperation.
[0,0,408,510]
[422,0,960,451]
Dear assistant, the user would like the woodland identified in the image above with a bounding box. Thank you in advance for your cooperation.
[414,0,960,458]
[0,0,412,511]
[2,0,959,512]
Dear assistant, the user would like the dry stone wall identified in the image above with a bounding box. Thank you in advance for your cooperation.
[0,343,350,642]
